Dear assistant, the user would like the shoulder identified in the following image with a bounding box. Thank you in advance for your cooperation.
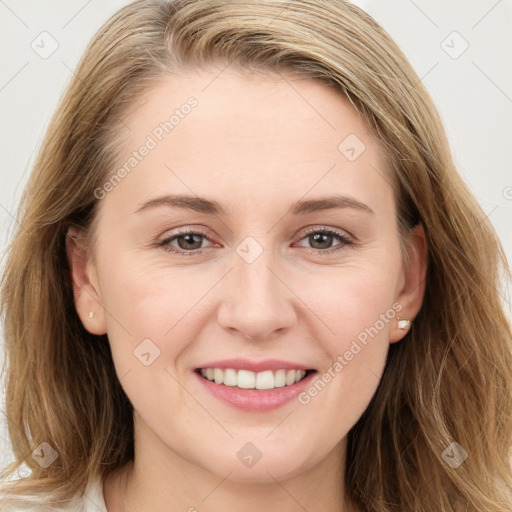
[0,474,106,512]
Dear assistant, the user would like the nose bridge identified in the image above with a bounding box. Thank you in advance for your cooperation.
[217,238,296,339]
[234,234,280,295]
[237,251,278,302]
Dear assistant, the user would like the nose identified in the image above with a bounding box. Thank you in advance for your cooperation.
[216,248,298,341]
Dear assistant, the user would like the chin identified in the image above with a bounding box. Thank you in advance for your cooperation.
[196,448,318,484]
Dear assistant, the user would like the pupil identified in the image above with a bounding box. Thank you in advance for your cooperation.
[179,234,202,250]
[176,233,334,251]
[311,232,332,249]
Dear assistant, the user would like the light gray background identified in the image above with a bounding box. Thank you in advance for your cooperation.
[1,0,511,476]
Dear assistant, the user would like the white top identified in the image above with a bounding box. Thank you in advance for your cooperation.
[0,475,107,511]
[81,475,108,512]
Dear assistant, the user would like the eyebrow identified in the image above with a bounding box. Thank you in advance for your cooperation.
[290,195,374,215]
[135,195,226,215]
[134,193,374,216]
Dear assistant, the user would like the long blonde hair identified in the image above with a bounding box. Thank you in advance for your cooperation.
[1,1,511,510]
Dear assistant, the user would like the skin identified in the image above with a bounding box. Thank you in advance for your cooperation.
[67,65,427,512]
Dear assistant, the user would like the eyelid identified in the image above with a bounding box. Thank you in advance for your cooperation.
[159,225,215,240]
[295,224,354,241]
[292,225,355,254]
[156,224,355,256]
[156,226,218,252]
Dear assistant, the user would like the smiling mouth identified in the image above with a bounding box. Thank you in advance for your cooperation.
[195,367,316,390]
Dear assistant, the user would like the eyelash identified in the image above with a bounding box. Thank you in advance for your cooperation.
[157,226,354,256]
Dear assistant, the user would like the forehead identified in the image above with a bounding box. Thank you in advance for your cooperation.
[104,66,394,215]
[122,66,377,148]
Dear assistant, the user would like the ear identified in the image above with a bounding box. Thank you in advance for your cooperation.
[66,226,107,335]
[389,223,428,343]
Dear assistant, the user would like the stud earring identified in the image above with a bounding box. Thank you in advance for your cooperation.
[88,311,94,319]
[397,318,410,330]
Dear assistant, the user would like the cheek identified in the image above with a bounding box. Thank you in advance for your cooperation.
[300,255,401,345]
[95,252,219,371]
[98,242,401,362]
[295,258,400,409]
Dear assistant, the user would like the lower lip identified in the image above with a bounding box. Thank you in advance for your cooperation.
[194,370,316,412]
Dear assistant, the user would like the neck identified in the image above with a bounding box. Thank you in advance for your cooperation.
[104,428,357,512]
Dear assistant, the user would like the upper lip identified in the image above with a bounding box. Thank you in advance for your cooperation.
[196,358,314,373]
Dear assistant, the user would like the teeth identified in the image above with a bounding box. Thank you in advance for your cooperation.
[285,369,296,385]
[223,368,237,386]
[213,368,224,385]
[199,368,308,390]
[256,370,274,390]
[237,369,255,389]
[274,369,286,388]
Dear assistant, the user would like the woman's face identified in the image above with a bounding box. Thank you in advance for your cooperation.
[71,66,425,483]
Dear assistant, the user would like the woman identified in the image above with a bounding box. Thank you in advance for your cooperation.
[1,0,511,510]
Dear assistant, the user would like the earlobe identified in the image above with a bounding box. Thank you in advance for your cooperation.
[389,224,428,344]
[66,226,107,335]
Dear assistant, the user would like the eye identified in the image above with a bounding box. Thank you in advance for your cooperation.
[157,228,214,255]
[156,226,354,256]
[295,227,354,255]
